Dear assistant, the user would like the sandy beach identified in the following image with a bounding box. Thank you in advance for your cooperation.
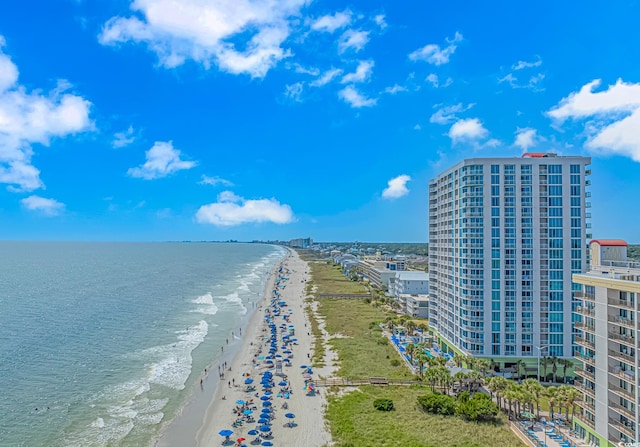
[159,249,332,447]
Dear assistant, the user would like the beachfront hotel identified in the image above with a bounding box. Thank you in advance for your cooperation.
[428,153,591,371]
[573,240,639,446]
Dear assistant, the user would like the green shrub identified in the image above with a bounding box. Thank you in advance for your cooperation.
[456,392,499,422]
[417,393,456,416]
[390,359,400,367]
[373,398,394,411]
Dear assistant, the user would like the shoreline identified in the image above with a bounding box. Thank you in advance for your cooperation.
[193,249,333,447]
[155,248,288,447]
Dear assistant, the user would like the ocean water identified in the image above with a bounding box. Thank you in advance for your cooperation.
[0,241,286,447]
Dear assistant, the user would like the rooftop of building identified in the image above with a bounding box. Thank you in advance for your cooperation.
[581,260,640,282]
[589,239,628,247]
[395,271,429,280]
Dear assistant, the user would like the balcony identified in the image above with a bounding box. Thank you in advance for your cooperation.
[608,400,636,419]
[573,291,596,302]
[574,366,595,381]
[575,353,595,366]
[608,298,636,310]
[575,399,595,412]
[575,415,596,430]
[609,383,636,402]
[609,417,636,439]
[574,322,596,333]
[608,349,636,366]
[574,336,595,349]
[609,332,636,347]
[608,366,636,383]
[575,383,596,398]
[608,315,636,329]
[574,306,595,317]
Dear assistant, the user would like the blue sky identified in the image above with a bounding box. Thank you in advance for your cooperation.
[1,0,639,242]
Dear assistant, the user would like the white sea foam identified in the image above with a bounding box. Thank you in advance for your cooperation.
[91,418,105,428]
[191,292,219,315]
[148,320,208,390]
[220,292,247,315]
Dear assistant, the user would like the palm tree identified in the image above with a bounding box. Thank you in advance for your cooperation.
[467,370,484,392]
[558,358,573,383]
[550,356,559,383]
[415,352,429,377]
[453,371,468,392]
[540,356,551,382]
[522,378,544,419]
[424,367,438,392]
[546,386,559,420]
[405,319,417,336]
[561,386,580,423]
[405,343,416,365]
[437,366,453,394]
[486,376,509,410]
[515,359,526,380]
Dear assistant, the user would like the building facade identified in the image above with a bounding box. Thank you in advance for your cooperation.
[428,153,591,361]
[573,240,638,446]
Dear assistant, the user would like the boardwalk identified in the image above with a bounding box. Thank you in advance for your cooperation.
[315,377,423,387]
[316,293,372,299]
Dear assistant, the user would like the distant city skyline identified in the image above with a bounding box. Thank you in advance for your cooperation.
[1,1,640,242]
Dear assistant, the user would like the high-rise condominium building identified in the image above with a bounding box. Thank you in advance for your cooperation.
[428,153,591,363]
[573,240,638,446]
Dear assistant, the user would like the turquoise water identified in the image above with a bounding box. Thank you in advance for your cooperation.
[0,242,285,447]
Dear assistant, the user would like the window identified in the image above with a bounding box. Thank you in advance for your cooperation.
[491,186,500,196]
[571,229,581,238]
[504,165,515,174]
[570,174,580,185]
[549,175,562,184]
[549,185,562,195]
[492,218,500,227]
[549,229,563,237]
[549,164,562,174]
[491,197,500,206]
[504,186,515,196]
[549,218,562,227]
[570,164,580,174]
[549,208,563,217]
[491,175,499,185]
[570,186,581,196]
[549,197,562,206]
[549,260,563,269]
[571,218,581,228]
[491,164,500,174]
[570,208,581,217]
[521,164,532,174]
[570,197,580,206]
[492,207,500,216]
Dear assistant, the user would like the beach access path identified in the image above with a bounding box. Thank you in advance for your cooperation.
[194,249,332,447]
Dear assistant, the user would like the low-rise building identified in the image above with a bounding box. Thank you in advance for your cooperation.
[405,294,429,318]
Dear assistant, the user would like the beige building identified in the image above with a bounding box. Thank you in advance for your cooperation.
[573,239,638,446]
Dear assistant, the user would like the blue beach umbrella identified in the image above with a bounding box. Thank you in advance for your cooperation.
[278,381,288,386]
[243,409,253,415]
[285,413,295,419]
[244,378,254,384]
[236,400,245,405]
[262,401,272,407]
[262,408,272,413]
[219,429,233,437]
[300,365,307,369]
[259,425,271,432]
[258,418,269,424]
[262,442,273,446]
[260,396,270,401]
[247,429,259,436]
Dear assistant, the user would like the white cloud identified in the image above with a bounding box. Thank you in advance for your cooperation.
[373,14,387,29]
[21,195,65,216]
[293,63,319,76]
[513,58,542,70]
[0,37,93,192]
[413,124,421,130]
[284,82,304,101]
[309,68,342,87]
[382,174,410,199]
[384,84,407,94]
[127,141,196,180]
[548,78,640,161]
[341,60,374,84]
[338,29,370,53]
[199,175,233,187]
[196,190,294,226]
[338,85,376,108]
[311,10,351,33]
[409,32,463,65]
[99,0,309,78]
[426,73,439,87]
[112,125,135,148]
[514,128,538,150]
[430,103,474,125]
[498,73,518,87]
[448,118,489,143]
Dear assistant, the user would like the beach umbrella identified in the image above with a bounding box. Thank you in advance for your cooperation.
[261,442,273,446]
[258,418,269,424]
[247,429,259,436]
[264,391,272,396]
[260,396,270,401]
[262,408,272,413]
[237,437,246,442]
[244,378,254,384]
[278,381,288,386]
[242,372,251,377]
[521,411,536,420]
[262,401,272,407]
[285,413,295,419]
[219,429,233,437]
[300,365,307,369]
[243,409,253,415]
[259,425,271,432]
[236,400,245,405]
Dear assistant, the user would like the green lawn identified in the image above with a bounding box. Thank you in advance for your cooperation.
[305,260,368,295]
[327,385,524,447]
